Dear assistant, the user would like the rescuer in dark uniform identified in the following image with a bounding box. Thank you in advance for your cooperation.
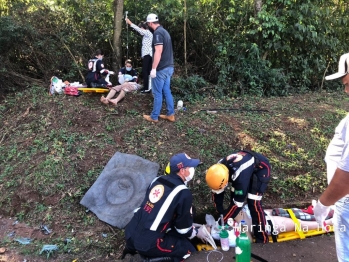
[123,153,201,262]
[206,150,271,243]
[86,49,114,87]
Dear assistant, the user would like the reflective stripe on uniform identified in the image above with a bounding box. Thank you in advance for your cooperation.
[150,185,187,231]
[233,157,255,181]
[175,225,192,234]
[88,58,98,72]
[248,193,262,200]
[233,199,244,207]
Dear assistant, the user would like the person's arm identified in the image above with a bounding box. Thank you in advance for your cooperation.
[130,69,138,82]
[152,45,163,70]
[222,183,245,223]
[211,191,225,215]
[173,191,194,238]
[97,60,109,75]
[319,168,349,205]
[130,23,147,36]
[222,159,255,222]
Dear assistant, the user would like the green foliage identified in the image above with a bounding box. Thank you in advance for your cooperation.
[1,0,349,96]
[171,74,208,101]
[215,42,291,96]
[1,82,347,260]
[247,0,348,91]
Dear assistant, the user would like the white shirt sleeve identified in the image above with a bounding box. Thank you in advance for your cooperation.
[337,114,349,172]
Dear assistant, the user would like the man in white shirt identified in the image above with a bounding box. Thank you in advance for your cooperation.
[314,53,349,262]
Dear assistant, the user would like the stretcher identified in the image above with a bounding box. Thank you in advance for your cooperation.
[270,208,334,243]
[196,208,334,251]
[77,87,109,93]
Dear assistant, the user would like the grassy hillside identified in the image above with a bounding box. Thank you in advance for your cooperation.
[0,85,347,260]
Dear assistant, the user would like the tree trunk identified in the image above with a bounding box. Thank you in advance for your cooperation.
[184,0,187,77]
[112,0,124,71]
[254,0,262,16]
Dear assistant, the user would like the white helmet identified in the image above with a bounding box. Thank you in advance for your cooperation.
[146,13,158,23]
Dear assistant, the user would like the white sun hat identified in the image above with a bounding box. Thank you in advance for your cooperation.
[325,53,349,80]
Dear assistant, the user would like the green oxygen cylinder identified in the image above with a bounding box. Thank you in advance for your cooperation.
[235,220,251,262]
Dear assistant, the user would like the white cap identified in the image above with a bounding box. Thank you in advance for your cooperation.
[146,13,158,22]
[325,53,349,80]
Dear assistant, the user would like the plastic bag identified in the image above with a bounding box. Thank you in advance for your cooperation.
[205,214,216,227]
[49,76,66,95]
[64,86,81,96]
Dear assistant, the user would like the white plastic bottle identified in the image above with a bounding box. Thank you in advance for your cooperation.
[177,100,183,110]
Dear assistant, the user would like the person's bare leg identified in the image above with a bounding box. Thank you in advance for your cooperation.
[105,89,117,100]
[100,95,109,105]
[109,90,126,106]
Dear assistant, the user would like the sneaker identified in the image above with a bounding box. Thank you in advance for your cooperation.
[159,114,175,122]
[143,115,158,123]
[141,87,152,93]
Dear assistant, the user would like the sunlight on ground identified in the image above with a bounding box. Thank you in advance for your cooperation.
[287,117,309,129]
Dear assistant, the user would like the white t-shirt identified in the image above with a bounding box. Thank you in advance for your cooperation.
[325,114,349,174]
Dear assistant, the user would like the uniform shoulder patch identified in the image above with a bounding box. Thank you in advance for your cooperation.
[149,184,164,203]
[235,190,243,195]
[233,154,243,162]
[226,153,243,162]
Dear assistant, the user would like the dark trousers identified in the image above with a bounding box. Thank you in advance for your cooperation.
[142,55,152,90]
[86,76,108,88]
[126,232,196,262]
[247,158,271,243]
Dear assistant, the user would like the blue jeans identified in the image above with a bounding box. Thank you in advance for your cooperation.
[150,67,174,120]
[334,196,349,262]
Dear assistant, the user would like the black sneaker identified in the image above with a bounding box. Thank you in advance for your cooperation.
[141,88,152,93]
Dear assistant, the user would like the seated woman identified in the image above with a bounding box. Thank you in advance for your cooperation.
[100,59,140,106]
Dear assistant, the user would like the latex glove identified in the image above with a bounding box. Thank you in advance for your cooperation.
[313,199,331,231]
[150,69,156,78]
[108,71,115,75]
[196,225,209,242]
[189,226,198,239]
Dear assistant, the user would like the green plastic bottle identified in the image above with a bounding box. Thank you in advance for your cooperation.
[235,220,251,262]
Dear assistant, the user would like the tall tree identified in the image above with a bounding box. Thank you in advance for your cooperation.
[183,0,188,76]
[254,0,262,16]
[113,0,124,71]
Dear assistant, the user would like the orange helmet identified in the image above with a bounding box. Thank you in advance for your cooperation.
[205,164,229,191]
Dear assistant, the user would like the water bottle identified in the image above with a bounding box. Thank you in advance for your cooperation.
[219,214,229,251]
[177,100,183,110]
[235,220,251,262]
[219,229,230,251]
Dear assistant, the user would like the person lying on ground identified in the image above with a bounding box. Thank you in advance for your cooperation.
[196,205,334,245]
[100,60,140,106]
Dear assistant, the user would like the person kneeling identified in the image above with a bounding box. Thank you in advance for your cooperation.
[123,153,200,262]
